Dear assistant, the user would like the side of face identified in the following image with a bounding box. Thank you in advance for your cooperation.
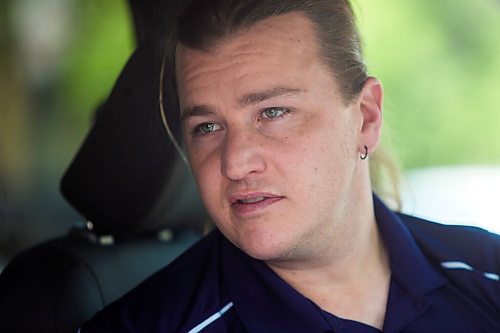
[176,12,382,263]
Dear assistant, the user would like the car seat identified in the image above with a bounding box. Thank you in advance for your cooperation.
[0,1,206,330]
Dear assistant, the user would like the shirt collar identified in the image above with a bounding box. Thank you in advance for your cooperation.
[373,194,446,294]
[220,239,333,332]
[374,194,447,332]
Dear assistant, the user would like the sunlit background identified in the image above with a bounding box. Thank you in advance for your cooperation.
[1,0,499,269]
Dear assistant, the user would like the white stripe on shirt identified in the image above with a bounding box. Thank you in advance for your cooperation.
[187,302,234,333]
[441,261,499,281]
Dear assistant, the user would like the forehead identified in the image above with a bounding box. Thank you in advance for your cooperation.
[175,12,336,110]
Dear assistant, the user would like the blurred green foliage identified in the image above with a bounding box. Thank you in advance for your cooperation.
[58,0,134,123]
[356,0,500,169]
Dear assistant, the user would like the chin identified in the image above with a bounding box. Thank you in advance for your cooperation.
[233,231,294,261]
[241,245,282,261]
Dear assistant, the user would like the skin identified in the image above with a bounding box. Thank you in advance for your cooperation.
[176,12,389,329]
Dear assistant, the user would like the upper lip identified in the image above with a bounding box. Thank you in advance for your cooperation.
[229,192,283,205]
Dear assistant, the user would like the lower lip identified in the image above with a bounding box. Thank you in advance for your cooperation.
[231,197,284,216]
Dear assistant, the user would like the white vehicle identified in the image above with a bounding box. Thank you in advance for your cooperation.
[401,165,500,235]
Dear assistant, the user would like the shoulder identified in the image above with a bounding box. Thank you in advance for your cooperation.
[396,214,500,327]
[397,213,500,272]
[81,230,227,332]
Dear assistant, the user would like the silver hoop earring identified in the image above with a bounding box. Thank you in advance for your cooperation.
[360,145,368,160]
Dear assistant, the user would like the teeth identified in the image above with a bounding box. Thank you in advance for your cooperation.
[239,196,266,204]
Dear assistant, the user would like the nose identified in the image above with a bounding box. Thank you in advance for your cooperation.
[221,127,266,181]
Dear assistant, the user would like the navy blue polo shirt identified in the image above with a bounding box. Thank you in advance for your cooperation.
[81,195,500,332]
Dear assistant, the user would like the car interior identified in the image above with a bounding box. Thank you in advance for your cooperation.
[0,0,206,332]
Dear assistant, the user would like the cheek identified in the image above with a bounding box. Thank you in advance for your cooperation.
[284,126,354,190]
[189,148,222,204]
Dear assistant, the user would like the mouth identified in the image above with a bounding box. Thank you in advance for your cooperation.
[235,196,267,204]
[230,193,284,215]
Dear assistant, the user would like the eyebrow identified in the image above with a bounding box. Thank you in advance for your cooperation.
[180,105,215,124]
[180,86,305,124]
[238,87,305,107]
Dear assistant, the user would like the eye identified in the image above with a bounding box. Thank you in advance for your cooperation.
[193,122,222,135]
[260,107,289,120]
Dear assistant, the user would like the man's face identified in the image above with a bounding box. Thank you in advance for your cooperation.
[176,13,367,263]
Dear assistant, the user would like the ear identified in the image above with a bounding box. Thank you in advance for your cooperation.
[357,76,383,153]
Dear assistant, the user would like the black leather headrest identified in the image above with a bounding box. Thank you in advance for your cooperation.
[60,43,207,237]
